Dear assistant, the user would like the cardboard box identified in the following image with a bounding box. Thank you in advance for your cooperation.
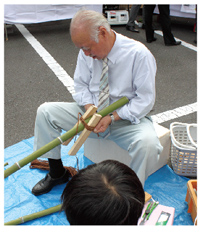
[185,180,197,225]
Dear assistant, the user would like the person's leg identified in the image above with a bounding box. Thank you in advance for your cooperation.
[33,102,84,158]
[127,5,141,27]
[32,102,84,195]
[126,5,141,32]
[109,117,163,186]
[144,5,156,42]
[142,5,145,28]
[158,5,175,44]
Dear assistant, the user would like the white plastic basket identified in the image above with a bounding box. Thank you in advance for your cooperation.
[170,122,197,177]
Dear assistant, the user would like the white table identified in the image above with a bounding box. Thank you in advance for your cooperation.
[4,4,102,24]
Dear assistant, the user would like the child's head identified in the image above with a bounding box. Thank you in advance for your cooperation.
[61,160,145,225]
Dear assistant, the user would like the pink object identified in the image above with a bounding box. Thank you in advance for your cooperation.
[138,202,175,225]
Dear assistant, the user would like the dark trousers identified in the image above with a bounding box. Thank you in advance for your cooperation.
[145,5,176,44]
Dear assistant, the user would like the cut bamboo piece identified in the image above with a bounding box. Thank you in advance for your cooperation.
[68,113,102,156]
[62,105,97,146]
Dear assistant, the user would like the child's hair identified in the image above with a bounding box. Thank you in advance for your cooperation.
[61,159,145,225]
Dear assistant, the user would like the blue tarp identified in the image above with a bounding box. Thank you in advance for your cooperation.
[4,136,194,225]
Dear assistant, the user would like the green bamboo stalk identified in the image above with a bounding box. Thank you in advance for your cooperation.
[4,97,129,178]
[4,204,62,225]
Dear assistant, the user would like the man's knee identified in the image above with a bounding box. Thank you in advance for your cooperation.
[128,130,159,152]
[142,131,159,148]
[37,102,46,113]
[36,102,54,118]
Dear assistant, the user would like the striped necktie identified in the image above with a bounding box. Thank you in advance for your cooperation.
[98,57,109,112]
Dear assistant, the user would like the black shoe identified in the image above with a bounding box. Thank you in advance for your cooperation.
[126,25,139,33]
[147,38,157,43]
[165,41,181,46]
[32,170,70,196]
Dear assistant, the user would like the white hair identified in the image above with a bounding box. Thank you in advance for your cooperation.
[70,9,111,43]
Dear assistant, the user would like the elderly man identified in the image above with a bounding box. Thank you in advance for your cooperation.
[32,9,163,196]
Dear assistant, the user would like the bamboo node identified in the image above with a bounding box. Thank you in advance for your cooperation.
[20,217,24,223]
[57,136,64,144]
[15,162,21,170]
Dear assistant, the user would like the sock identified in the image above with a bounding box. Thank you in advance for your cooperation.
[48,158,66,179]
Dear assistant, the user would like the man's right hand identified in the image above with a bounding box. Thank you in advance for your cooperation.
[84,104,94,111]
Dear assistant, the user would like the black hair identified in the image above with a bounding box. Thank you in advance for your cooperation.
[61,160,145,225]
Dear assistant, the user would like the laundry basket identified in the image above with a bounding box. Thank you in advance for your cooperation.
[170,122,197,177]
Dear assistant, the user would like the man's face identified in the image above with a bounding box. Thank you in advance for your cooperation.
[71,27,108,60]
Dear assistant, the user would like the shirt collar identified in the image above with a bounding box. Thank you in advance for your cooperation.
[107,30,119,64]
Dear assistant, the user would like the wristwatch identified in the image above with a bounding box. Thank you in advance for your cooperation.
[109,113,115,125]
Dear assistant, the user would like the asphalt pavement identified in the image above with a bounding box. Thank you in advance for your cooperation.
[4,15,197,148]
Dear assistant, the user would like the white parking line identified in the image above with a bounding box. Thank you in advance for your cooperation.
[15,24,75,95]
[151,102,197,123]
[154,30,197,52]
[15,24,197,124]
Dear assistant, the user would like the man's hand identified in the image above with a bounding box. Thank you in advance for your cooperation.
[93,111,121,133]
[84,104,94,111]
[94,115,111,133]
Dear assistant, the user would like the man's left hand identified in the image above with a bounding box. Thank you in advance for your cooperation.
[93,115,111,133]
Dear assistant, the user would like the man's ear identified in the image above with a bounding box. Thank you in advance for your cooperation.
[98,26,107,37]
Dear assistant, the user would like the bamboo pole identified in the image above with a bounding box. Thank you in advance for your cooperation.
[4,191,151,225]
[4,97,129,178]
[4,204,62,225]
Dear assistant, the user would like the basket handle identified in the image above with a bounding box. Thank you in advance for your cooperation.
[170,122,188,128]
[170,122,197,150]
[187,124,197,148]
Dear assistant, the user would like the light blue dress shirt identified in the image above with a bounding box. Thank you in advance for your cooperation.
[72,31,157,124]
